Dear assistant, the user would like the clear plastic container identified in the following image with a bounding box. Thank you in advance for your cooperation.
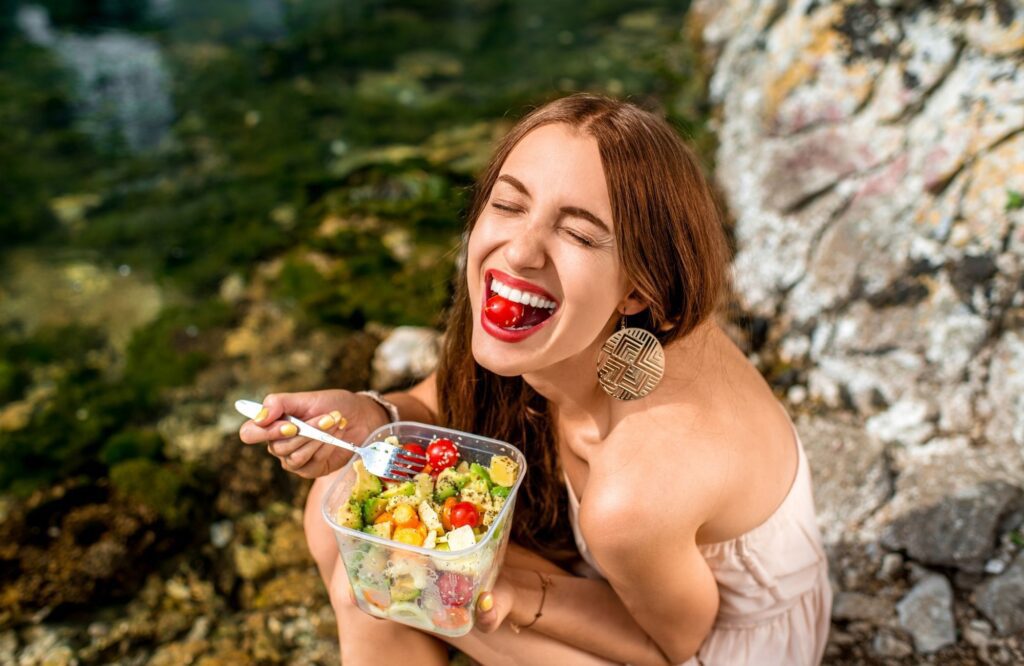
[322,421,527,636]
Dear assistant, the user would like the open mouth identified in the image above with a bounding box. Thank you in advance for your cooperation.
[483,270,558,333]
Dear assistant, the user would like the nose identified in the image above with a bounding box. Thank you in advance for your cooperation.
[502,218,548,272]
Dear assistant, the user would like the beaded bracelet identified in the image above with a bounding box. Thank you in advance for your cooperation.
[509,571,552,634]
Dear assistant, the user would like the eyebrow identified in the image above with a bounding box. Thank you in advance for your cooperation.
[495,174,611,234]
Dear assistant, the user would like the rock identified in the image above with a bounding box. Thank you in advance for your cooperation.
[796,413,891,544]
[980,332,1024,450]
[0,631,14,665]
[872,628,914,659]
[252,570,325,609]
[268,519,312,569]
[370,326,441,392]
[877,552,904,582]
[233,545,273,582]
[975,551,1024,635]
[882,479,1021,572]
[896,572,957,653]
[832,592,893,624]
[210,520,234,549]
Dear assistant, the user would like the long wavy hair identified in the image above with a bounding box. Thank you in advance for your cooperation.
[436,94,729,562]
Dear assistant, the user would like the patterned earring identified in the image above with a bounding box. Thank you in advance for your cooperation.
[596,315,665,400]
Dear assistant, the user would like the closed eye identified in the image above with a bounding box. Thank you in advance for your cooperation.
[564,229,597,247]
[491,202,523,214]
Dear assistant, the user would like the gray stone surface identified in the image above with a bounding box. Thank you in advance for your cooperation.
[833,592,893,624]
[797,413,891,545]
[896,572,957,654]
[370,325,442,392]
[692,0,1024,658]
[975,552,1024,636]
[882,481,1022,572]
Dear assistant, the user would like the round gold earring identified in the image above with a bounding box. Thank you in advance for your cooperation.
[596,316,665,401]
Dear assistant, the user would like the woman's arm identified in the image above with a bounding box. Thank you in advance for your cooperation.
[473,545,688,666]
[501,566,674,665]
[382,370,439,423]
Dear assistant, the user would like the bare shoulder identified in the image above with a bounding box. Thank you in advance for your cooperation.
[582,327,798,547]
[579,406,733,549]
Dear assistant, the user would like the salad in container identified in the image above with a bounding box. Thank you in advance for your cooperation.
[322,421,526,636]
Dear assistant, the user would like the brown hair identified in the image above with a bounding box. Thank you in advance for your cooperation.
[436,94,729,561]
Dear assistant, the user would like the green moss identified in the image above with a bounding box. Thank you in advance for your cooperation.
[100,429,165,466]
[109,458,193,526]
[121,300,233,392]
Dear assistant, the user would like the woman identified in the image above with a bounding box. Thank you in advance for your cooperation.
[239,94,832,665]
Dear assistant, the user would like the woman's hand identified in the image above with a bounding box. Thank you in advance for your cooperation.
[474,568,534,634]
[237,389,391,478]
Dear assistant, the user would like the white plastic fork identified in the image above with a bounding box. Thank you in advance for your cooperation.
[234,399,427,481]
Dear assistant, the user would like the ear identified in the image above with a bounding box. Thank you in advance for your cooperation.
[619,291,649,317]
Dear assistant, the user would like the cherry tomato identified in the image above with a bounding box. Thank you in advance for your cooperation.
[437,572,473,606]
[485,295,524,328]
[431,606,471,631]
[449,501,480,529]
[440,496,457,531]
[398,443,427,473]
[426,438,459,473]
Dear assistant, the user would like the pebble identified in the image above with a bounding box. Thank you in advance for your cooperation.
[210,520,234,549]
[896,572,957,653]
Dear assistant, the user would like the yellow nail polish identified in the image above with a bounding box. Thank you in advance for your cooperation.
[330,410,342,422]
[336,416,348,429]
[478,593,494,612]
[280,423,298,437]
[255,407,269,423]
[317,415,335,429]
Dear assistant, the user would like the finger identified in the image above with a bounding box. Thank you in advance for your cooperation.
[274,411,346,461]
[282,438,322,469]
[474,578,516,633]
[240,418,296,444]
[290,440,347,478]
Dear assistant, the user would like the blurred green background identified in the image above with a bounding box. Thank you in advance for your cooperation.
[0,0,710,661]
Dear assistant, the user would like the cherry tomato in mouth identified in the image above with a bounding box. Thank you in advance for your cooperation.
[485,294,525,328]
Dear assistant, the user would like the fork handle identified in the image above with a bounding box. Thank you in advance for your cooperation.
[280,413,360,453]
[235,399,359,454]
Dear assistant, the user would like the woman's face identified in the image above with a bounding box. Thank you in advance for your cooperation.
[466,123,631,377]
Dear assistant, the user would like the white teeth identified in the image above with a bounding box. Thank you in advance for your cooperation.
[489,276,557,310]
